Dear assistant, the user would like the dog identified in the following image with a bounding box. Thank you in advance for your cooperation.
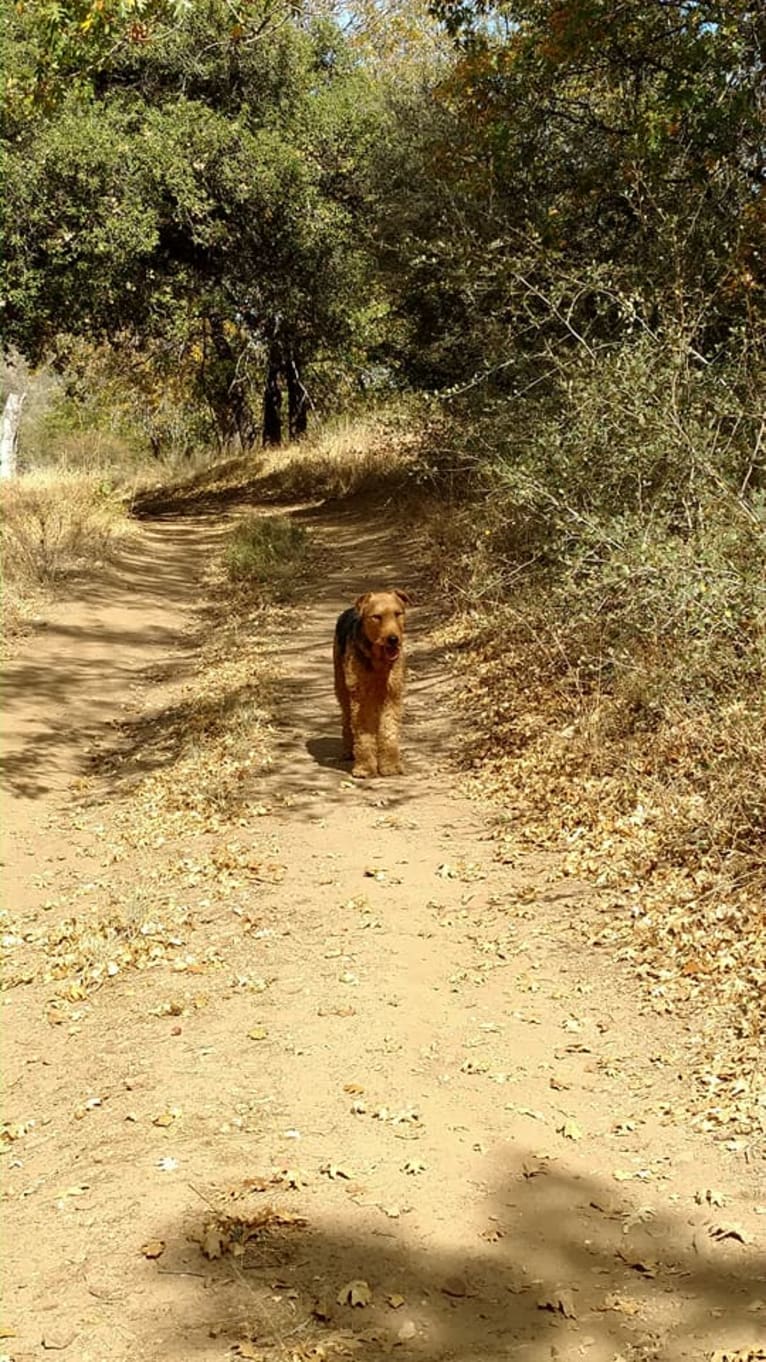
[333,589,411,778]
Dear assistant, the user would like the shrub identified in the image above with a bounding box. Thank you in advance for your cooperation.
[1,470,128,631]
[423,334,766,1039]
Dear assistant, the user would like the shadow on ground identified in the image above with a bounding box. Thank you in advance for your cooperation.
[30,499,450,822]
[143,1153,765,1359]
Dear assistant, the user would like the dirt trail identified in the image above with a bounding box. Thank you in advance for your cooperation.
[2,501,764,1362]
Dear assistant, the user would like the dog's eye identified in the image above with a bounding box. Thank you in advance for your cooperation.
[371,614,382,622]
[394,611,403,618]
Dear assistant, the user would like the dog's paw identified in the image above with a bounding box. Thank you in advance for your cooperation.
[378,762,403,777]
[352,763,377,779]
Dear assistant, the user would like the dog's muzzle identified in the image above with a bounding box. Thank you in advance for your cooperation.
[385,635,401,659]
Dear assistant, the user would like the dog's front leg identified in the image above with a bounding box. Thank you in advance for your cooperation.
[377,695,402,775]
[350,692,378,778]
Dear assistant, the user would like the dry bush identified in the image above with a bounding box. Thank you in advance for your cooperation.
[1,469,129,632]
[423,340,766,1094]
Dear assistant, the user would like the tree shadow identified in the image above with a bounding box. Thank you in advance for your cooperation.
[141,1152,766,1359]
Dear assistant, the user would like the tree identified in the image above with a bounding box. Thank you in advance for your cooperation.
[1,0,387,447]
[373,0,765,390]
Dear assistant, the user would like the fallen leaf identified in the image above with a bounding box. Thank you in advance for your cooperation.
[386,1293,405,1309]
[152,1112,176,1128]
[247,1026,268,1041]
[537,1289,577,1319]
[403,1158,425,1175]
[442,1275,474,1298]
[709,1222,751,1245]
[320,1162,351,1180]
[557,1118,583,1141]
[708,1351,766,1362]
[337,1279,372,1308]
[141,1239,166,1260]
[616,1251,658,1277]
[201,1225,227,1260]
[285,1166,312,1189]
[695,1188,725,1207]
[398,1320,417,1341]
[601,1292,641,1316]
[522,1158,549,1180]
[622,1206,654,1232]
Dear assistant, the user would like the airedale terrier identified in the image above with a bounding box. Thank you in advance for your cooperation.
[333,589,411,778]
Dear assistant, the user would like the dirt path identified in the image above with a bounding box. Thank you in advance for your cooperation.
[2,502,764,1362]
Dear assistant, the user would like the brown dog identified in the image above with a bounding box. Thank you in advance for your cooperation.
[333,589,411,777]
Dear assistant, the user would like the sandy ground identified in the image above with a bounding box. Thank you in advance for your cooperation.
[2,499,765,1362]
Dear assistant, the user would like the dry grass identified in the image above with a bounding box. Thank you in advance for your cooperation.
[1,468,131,634]
[258,410,424,502]
[130,405,429,519]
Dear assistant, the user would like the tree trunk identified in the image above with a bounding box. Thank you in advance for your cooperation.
[284,344,309,440]
[262,343,283,446]
[1,392,25,479]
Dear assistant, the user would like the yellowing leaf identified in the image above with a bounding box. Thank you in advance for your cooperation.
[537,1289,577,1319]
[337,1279,372,1308]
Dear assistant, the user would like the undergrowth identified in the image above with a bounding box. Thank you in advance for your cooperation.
[1,469,130,633]
[226,514,308,598]
[422,336,766,1093]
[130,402,430,518]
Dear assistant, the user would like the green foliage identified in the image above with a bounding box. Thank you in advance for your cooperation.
[225,514,308,597]
[376,0,764,388]
[429,338,766,707]
[2,0,390,448]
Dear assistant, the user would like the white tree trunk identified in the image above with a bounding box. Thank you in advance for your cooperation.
[1,392,25,479]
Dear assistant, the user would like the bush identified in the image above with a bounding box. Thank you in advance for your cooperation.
[225,514,308,598]
[1,470,128,631]
[423,335,766,1037]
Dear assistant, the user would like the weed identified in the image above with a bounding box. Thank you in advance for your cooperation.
[225,514,308,598]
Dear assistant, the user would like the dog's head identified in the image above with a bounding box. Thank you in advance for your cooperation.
[356,589,411,662]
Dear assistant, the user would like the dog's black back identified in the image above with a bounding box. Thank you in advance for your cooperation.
[335,606,361,657]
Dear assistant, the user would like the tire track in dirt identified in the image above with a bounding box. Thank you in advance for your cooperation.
[2,503,764,1362]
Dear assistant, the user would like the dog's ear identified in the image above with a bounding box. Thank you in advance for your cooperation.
[355,592,371,612]
[393,589,412,608]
